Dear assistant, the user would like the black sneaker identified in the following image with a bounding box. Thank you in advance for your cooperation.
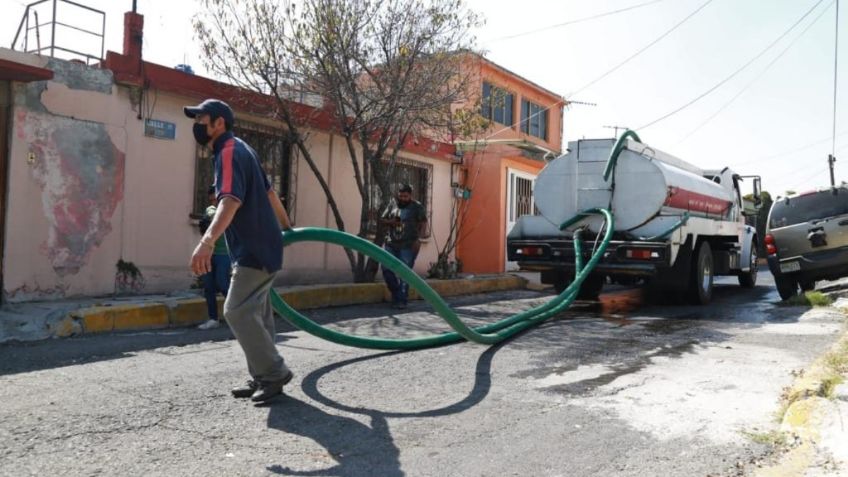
[250,370,294,402]
[231,379,259,398]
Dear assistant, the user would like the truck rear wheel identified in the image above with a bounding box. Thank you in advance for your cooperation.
[553,274,605,301]
[775,275,799,300]
[687,241,714,305]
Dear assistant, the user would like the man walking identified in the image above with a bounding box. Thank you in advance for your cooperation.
[185,99,293,402]
[381,183,428,309]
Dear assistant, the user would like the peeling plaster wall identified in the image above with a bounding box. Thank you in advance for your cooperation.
[3,57,200,302]
[2,53,456,301]
[5,60,127,302]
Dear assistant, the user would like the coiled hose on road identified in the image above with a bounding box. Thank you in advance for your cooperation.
[269,208,615,350]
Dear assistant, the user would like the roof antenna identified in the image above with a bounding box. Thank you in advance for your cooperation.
[133,1,137,13]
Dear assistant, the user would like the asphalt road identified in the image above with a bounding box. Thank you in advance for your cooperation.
[1,272,845,476]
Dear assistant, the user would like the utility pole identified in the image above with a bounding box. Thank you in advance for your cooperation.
[829,154,837,187]
[603,125,629,138]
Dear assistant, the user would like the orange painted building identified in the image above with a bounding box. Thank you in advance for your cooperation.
[454,56,566,274]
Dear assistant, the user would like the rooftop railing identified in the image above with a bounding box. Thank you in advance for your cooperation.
[11,0,105,65]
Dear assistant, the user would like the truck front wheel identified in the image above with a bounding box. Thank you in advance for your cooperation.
[738,241,758,288]
[687,241,714,305]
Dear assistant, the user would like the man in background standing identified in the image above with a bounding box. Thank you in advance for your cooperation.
[381,183,428,309]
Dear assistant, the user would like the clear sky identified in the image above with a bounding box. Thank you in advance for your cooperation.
[2,0,845,197]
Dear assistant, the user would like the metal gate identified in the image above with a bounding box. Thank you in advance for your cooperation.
[506,169,536,271]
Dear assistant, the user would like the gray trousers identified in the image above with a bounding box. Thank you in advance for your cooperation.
[224,265,288,382]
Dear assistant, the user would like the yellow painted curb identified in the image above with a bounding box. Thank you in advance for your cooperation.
[48,316,82,338]
[753,314,848,477]
[754,398,825,477]
[171,297,222,326]
[278,283,386,309]
[73,303,170,333]
[419,275,527,299]
[59,275,530,337]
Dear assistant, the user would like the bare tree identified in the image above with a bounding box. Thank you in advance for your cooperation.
[194,0,482,282]
[194,0,359,273]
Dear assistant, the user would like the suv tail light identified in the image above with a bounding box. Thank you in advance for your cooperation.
[765,234,777,255]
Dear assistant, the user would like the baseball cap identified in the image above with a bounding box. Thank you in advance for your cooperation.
[184,99,234,128]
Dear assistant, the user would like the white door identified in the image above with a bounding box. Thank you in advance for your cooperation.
[506,169,537,271]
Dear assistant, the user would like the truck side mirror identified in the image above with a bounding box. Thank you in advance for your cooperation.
[753,177,762,207]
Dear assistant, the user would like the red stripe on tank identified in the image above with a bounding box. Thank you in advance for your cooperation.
[664,187,732,215]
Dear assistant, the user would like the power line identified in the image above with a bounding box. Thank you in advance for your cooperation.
[567,0,714,98]
[763,137,848,178]
[482,0,715,141]
[794,165,831,189]
[636,0,827,131]
[676,0,835,145]
[734,127,848,167]
[483,0,665,44]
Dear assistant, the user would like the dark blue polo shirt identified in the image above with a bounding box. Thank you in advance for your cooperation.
[212,132,283,272]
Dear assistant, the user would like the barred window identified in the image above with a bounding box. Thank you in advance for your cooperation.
[367,159,432,235]
[192,121,292,218]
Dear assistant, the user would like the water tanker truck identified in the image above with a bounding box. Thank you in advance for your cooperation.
[506,133,762,305]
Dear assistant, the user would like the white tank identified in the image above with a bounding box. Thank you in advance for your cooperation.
[534,139,736,238]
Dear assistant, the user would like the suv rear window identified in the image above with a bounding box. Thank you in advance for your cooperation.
[770,188,848,228]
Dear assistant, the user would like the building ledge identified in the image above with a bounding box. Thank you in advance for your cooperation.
[0,58,54,82]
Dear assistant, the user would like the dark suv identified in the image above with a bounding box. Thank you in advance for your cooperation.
[765,185,848,300]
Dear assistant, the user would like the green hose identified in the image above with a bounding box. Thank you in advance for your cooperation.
[603,129,642,182]
[269,208,615,350]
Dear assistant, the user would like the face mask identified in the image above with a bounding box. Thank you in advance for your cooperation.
[193,123,212,145]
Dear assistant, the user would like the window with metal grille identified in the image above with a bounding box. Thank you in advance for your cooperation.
[480,82,514,126]
[367,159,432,236]
[520,99,548,140]
[192,121,292,218]
[509,175,537,222]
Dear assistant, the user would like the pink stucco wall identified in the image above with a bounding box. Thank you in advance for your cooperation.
[2,51,453,302]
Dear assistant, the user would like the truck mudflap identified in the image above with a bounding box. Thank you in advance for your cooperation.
[508,239,672,276]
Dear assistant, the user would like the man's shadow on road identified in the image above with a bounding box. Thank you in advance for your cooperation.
[262,341,506,476]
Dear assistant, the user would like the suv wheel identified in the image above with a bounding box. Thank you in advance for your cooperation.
[687,241,714,305]
[775,275,798,300]
[799,280,816,292]
[738,242,758,288]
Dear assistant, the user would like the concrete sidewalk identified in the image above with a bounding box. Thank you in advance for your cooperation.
[0,274,527,343]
